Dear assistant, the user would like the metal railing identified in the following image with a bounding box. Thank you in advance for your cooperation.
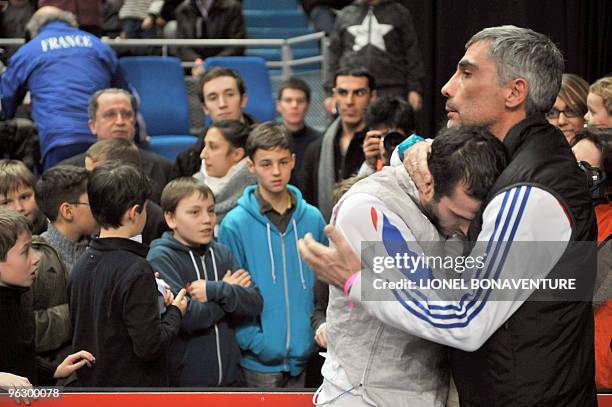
[0,32,327,80]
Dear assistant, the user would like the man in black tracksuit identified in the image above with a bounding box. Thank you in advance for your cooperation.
[325,0,425,110]
[299,26,598,406]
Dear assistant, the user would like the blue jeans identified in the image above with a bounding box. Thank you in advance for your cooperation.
[121,18,155,39]
[243,368,306,388]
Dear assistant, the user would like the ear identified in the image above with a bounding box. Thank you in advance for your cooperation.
[290,153,296,171]
[58,202,73,222]
[84,156,96,171]
[275,99,282,114]
[88,119,97,136]
[240,94,249,110]
[505,78,528,109]
[164,211,176,230]
[371,89,378,101]
[420,181,435,204]
[246,157,255,173]
[231,147,246,163]
[126,204,142,224]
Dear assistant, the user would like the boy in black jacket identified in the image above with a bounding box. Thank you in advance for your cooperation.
[147,177,263,387]
[0,208,94,398]
[68,162,188,387]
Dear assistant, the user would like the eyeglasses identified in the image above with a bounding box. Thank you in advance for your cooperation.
[546,107,581,119]
[99,109,135,121]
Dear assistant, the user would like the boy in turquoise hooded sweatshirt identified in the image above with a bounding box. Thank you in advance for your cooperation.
[219,122,328,387]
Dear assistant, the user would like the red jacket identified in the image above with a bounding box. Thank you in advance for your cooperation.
[595,203,612,389]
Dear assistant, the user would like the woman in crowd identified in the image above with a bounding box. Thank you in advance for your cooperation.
[194,120,256,224]
[546,73,589,144]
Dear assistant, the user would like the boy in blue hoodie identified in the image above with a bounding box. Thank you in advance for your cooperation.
[147,177,263,387]
[218,122,328,387]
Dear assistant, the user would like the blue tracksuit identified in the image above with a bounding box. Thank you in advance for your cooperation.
[0,21,127,158]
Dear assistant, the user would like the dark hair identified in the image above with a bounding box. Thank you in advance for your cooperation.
[572,128,612,190]
[88,161,151,229]
[199,67,246,103]
[86,138,142,170]
[161,177,214,214]
[208,120,251,150]
[365,96,415,134]
[246,122,293,159]
[35,165,89,222]
[88,88,136,121]
[0,208,31,261]
[277,77,311,102]
[429,126,507,201]
[0,159,35,198]
[334,66,376,91]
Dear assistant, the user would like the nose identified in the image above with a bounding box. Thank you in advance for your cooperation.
[441,72,457,98]
[31,248,40,270]
[346,92,355,105]
[218,94,227,108]
[203,211,214,225]
[584,111,591,123]
[272,162,281,175]
[200,146,207,160]
[13,199,25,214]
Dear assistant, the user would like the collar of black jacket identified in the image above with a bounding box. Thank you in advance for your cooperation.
[89,237,148,258]
[0,283,30,297]
[502,113,550,157]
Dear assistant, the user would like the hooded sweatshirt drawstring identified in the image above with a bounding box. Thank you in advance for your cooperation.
[266,223,276,284]
[292,219,307,290]
[189,247,223,386]
[210,248,219,280]
[188,250,201,279]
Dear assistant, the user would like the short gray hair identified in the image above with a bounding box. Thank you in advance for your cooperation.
[88,88,137,120]
[26,8,78,38]
[466,25,564,115]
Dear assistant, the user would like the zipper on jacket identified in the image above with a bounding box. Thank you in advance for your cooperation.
[367,6,373,45]
[200,254,223,385]
[367,5,373,63]
[280,233,291,370]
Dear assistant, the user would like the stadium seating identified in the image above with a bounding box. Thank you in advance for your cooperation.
[243,0,319,70]
[119,56,197,160]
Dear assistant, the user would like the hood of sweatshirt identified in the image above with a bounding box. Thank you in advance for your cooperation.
[235,184,307,231]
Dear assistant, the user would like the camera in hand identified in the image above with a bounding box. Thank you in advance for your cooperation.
[578,160,608,203]
[382,130,408,158]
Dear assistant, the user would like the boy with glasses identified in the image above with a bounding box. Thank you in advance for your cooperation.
[36,165,98,273]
